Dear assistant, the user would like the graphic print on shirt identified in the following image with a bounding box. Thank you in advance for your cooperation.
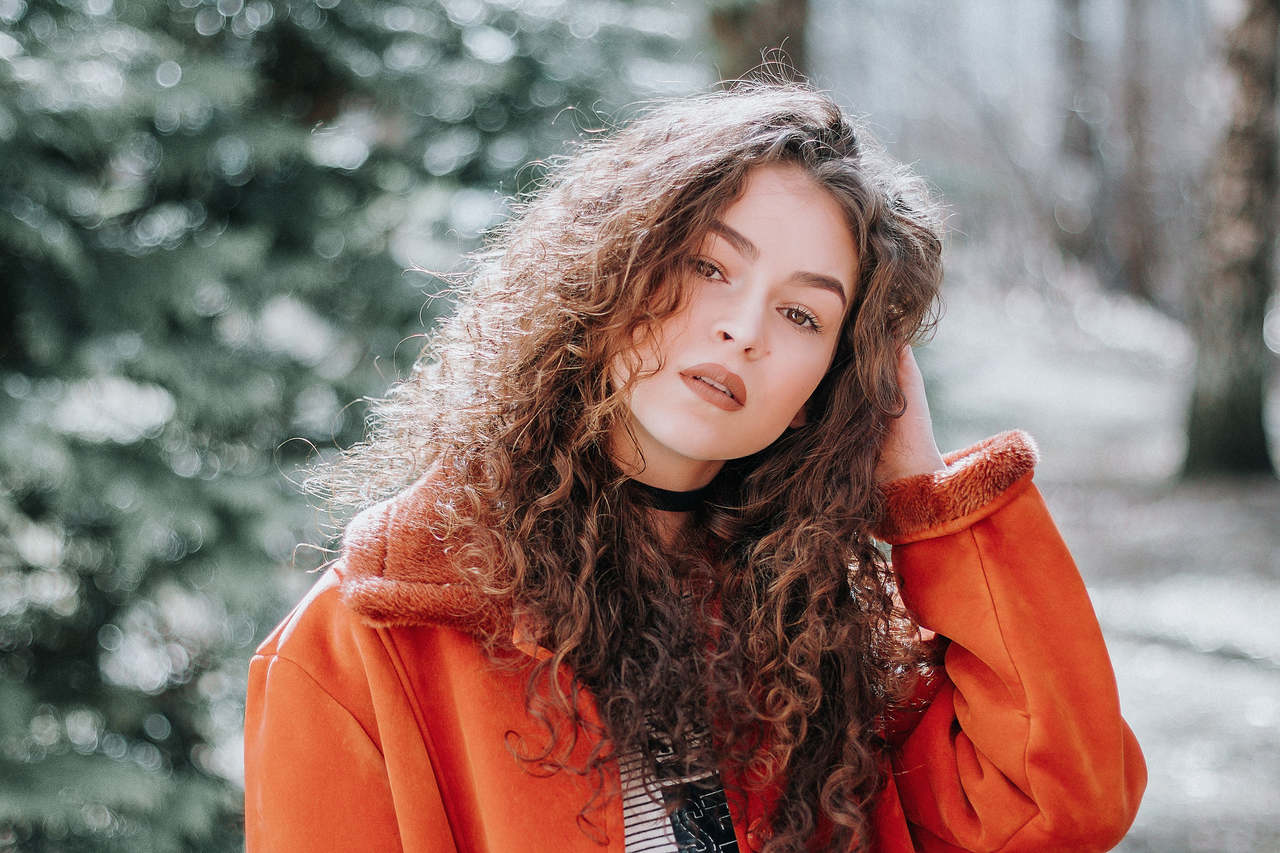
[620,724,739,853]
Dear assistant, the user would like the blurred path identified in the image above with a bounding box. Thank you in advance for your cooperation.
[925,273,1280,852]
[1054,482,1280,853]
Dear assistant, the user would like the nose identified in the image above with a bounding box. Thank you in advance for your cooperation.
[715,299,766,356]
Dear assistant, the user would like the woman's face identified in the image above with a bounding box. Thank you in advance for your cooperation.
[610,163,858,490]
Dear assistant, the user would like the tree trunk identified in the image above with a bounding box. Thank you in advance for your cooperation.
[1184,0,1277,475]
[1118,0,1158,302]
[1054,0,1095,258]
[708,0,809,81]
[1053,0,1111,276]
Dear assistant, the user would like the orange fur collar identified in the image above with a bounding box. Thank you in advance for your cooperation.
[335,430,1039,628]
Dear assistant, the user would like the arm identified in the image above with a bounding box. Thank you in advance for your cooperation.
[873,349,1145,851]
[878,433,1146,852]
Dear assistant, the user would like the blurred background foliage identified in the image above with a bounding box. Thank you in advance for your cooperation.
[1,0,703,847]
[1,0,1277,850]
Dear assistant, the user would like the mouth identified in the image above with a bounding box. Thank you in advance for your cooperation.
[696,376,735,398]
[679,363,747,411]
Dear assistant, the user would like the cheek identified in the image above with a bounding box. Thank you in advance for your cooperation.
[609,326,670,393]
[783,349,839,416]
[633,311,693,372]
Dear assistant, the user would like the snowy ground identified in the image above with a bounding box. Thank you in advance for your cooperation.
[923,271,1280,852]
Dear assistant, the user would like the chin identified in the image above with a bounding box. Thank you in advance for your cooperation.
[652,427,780,465]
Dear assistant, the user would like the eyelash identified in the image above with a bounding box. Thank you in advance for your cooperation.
[782,305,823,333]
[687,257,825,334]
[690,257,724,281]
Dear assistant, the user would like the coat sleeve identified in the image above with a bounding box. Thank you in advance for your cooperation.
[876,431,1146,853]
[243,574,457,852]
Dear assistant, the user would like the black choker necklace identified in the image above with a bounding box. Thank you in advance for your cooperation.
[628,479,714,512]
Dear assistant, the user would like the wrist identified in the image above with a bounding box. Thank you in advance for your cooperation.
[875,447,946,484]
[874,430,1040,544]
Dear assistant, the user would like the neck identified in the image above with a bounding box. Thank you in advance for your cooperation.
[609,432,723,493]
[648,507,687,548]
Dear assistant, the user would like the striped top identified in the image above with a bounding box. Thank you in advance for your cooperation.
[619,727,739,852]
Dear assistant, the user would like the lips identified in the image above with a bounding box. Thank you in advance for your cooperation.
[679,363,747,411]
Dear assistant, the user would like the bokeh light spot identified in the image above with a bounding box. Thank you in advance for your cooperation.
[155,59,181,88]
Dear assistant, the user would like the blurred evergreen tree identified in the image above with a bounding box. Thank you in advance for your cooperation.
[0,0,702,848]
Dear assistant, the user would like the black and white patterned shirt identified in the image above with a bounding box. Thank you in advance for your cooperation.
[619,727,739,852]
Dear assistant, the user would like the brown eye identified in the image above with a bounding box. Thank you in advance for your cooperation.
[782,306,821,331]
[689,258,724,280]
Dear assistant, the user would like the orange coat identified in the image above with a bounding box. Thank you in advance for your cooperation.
[244,431,1146,851]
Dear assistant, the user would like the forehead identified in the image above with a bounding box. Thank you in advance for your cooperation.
[706,164,858,301]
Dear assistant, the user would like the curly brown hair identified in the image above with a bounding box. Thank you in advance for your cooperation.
[321,80,944,851]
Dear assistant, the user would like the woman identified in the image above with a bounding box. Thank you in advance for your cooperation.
[243,82,1146,852]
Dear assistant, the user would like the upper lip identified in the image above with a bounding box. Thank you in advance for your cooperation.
[680,363,747,405]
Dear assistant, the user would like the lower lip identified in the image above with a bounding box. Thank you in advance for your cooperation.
[680,374,744,412]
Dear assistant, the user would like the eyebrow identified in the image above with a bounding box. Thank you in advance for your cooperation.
[707,220,850,309]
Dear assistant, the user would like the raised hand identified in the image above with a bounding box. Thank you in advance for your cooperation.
[875,346,946,483]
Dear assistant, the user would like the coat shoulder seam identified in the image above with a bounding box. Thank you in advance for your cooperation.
[256,651,386,757]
